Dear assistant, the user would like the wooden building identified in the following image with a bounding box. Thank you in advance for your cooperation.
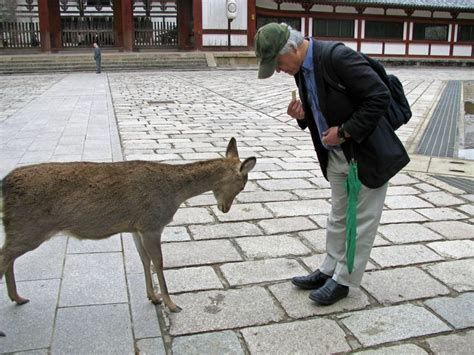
[1,0,473,59]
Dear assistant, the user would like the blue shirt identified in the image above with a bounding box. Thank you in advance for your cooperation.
[301,38,337,150]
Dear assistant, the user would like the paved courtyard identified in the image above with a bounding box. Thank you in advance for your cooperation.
[0,67,473,354]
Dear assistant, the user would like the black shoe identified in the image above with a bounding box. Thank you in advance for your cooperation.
[291,270,330,290]
[309,278,349,305]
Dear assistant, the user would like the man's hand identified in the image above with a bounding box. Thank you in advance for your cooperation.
[287,99,305,121]
[322,126,343,146]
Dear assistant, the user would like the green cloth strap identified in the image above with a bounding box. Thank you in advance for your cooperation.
[345,159,361,274]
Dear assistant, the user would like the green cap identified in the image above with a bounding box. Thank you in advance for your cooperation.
[254,23,290,79]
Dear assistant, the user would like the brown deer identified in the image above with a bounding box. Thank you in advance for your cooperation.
[0,137,256,316]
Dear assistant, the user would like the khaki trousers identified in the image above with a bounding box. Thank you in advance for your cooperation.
[319,149,388,288]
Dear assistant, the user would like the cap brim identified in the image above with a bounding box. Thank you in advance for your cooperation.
[258,58,277,79]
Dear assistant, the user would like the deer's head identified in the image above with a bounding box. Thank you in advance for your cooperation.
[214,137,256,213]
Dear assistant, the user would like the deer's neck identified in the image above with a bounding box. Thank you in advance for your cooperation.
[171,159,229,203]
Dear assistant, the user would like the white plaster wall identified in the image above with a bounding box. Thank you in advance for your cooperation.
[311,5,333,13]
[336,6,357,14]
[453,45,472,56]
[255,0,276,10]
[386,9,406,16]
[202,0,247,30]
[281,3,303,11]
[342,41,357,51]
[385,43,406,55]
[458,13,474,20]
[403,22,408,40]
[431,44,450,56]
[203,34,247,46]
[412,10,432,18]
[433,11,452,19]
[361,42,383,54]
[409,44,429,55]
[361,19,365,39]
[354,19,358,38]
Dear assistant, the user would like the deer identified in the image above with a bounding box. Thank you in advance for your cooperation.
[0,137,256,324]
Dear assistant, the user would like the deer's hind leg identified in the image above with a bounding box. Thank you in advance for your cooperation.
[140,230,181,313]
[132,232,162,305]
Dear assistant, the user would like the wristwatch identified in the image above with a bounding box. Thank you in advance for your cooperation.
[337,125,346,143]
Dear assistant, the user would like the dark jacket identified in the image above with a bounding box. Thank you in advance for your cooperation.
[295,40,409,188]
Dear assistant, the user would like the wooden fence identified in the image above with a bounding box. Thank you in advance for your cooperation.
[135,20,178,47]
[61,17,115,47]
[0,22,40,48]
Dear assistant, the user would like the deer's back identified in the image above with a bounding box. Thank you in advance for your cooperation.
[2,161,178,235]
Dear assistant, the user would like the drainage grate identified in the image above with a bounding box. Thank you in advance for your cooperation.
[431,175,474,194]
[417,80,461,157]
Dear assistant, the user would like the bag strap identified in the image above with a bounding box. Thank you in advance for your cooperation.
[321,42,347,93]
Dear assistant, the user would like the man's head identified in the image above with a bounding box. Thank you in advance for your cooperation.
[254,23,305,78]
[93,43,98,48]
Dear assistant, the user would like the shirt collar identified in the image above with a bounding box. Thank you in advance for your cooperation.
[302,37,313,72]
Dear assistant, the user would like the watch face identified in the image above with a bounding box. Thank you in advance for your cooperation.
[227,3,237,13]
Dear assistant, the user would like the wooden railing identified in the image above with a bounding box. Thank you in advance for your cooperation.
[135,20,178,48]
[0,22,40,49]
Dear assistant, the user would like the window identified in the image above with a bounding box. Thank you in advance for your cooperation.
[256,16,301,32]
[413,23,448,41]
[365,21,404,39]
[313,19,354,38]
[458,25,474,42]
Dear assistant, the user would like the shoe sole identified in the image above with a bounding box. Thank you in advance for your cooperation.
[308,292,349,305]
[291,279,326,290]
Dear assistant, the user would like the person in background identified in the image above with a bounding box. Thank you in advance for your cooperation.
[93,42,101,74]
[254,23,409,305]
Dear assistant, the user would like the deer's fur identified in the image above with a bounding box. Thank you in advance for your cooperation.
[0,138,256,316]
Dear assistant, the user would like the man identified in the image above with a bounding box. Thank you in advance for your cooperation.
[93,42,101,74]
[254,23,409,305]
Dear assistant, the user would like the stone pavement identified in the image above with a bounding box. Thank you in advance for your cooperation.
[0,68,473,354]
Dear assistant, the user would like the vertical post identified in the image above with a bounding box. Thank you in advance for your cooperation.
[228,19,231,51]
[38,0,61,52]
[113,0,134,51]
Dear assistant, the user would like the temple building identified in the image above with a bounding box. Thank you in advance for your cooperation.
[1,0,473,59]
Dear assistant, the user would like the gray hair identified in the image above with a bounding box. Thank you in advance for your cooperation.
[278,24,305,55]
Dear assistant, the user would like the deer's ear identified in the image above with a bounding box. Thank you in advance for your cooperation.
[226,137,239,159]
[240,157,256,174]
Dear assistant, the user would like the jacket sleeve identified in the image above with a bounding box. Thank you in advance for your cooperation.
[330,45,391,143]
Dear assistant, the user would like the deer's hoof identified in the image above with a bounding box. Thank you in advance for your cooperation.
[0,331,5,337]
[170,305,182,313]
[148,295,163,305]
[15,297,30,305]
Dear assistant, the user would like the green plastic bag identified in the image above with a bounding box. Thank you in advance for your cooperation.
[345,159,361,274]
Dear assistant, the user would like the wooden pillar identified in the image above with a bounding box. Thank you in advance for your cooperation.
[113,0,134,51]
[38,0,61,52]
[193,0,203,50]
[177,0,193,49]
[247,0,256,49]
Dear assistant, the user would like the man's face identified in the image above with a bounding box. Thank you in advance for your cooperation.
[276,48,300,76]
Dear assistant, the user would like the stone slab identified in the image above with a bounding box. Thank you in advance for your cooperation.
[236,191,295,203]
[299,229,326,252]
[0,280,59,353]
[235,234,311,259]
[380,210,427,224]
[257,216,317,234]
[51,304,134,354]
[59,252,128,307]
[241,318,351,354]
[220,258,307,286]
[425,330,474,355]
[340,304,451,346]
[257,178,313,190]
[425,293,474,329]
[136,337,166,355]
[427,240,474,258]
[378,223,444,244]
[265,200,331,217]
[424,259,474,292]
[269,281,370,318]
[416,207,468,221]
[126,273,161,339]
[162,226,191,242]
[170,207,215,225]
[164,266,223,293]
[384,195,434,209]
[189,222,261,240]
[370,245,444,268]
[362,267,450,304]
[212,203,273,222]
[424,221,473,240]
[162,240,242,268]
[420,191,465,206]
[353,344,428,355]
[168,287,284,335]
[172,330,244,355]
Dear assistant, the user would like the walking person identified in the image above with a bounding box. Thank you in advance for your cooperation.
[93,42,101,74]
[254,23,409,305]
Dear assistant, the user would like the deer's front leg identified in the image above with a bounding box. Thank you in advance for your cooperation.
[133,232,162,305]
[140,230,182,313]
